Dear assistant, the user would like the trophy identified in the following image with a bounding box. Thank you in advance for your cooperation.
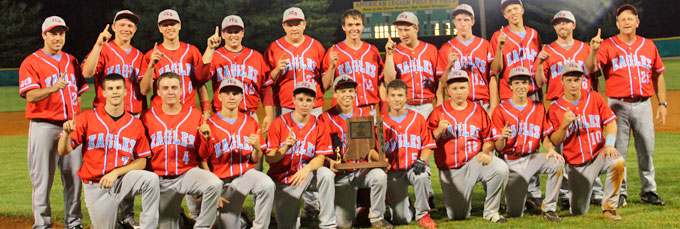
[334,115,390,170]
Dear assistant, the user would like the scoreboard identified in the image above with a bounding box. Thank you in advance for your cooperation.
[353,0,459,39]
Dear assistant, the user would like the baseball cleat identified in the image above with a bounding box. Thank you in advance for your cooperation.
[640,192,665,206]
[542,211,562,222]
[417,213,437,228]
[602,210,622,221]
[371,219,394,229]
[618,195,628,208]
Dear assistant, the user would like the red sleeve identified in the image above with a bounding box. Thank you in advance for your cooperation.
[266,118,283,152]
[541,113,555,139]
[73,60,89,95]
[314,122,333,156]
[198,123,214,160]
[315,41,326,78]
[134,124,152,158]
[652,44,666,74]
[486,40,495,62]
[191,45,210,83]
[546,104,563,132]
[595,93,617,125]
[436,43,449,76]
[264,45,276,69]
[596,41,610,72]
[258,52,273,87]
[69,112,88,148]
[374,46,385,80]
[419,116,436,150]
[490,107,505,141]
[480,109,493,142]
[18,58,41,97]
[140,50,152,80]
[321,44,334,76]
[489,31,500,56]
[426,107,440,130]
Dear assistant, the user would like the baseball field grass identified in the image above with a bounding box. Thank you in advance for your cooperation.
[1,133,679,228]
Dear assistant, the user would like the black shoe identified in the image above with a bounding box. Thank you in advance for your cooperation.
[525,197,543,210]
[618,195,628,207]
[428,195,438,211]
[558,198,570,210]
[542,211,562,222]
[590,198,602,206]
[640,192,665,206]
[68,226,83,229]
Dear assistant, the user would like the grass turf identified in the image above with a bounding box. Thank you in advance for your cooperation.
[1,133,679,227]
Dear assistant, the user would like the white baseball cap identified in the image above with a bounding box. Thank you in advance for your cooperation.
[42,16,69,33]
[283,7,305,23]
[508,66,531,80]
[158,9,181,24]
[113,10,140,24]
[560,62,584,75]
[222,15,244,30]
[446,70,469,84]
[218,78,244,92]
[452,4,475,18]
[552,10,575,24]
[501,0,523,11]
[393,11,419,25]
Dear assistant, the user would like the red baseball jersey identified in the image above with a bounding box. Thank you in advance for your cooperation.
[85,41,146,113]
[68,108,151,181]
[200,112,267,179]
[547,91,617,166]
[490,99,554,160]
[542,40,592,101]
[383,110,436,171]
[427,102,493,169]
[322,41,384,107]
[210,47,273,113]
[596,35,665,98]
[140,42,210,108]
[19,49,89,120]
[392,42,439,100]
[266,112,332,184]
[437,37,493,101]
[142,104,205,176]
[264,36,325,109]
[318,107,373,174]
[490,26,542,99]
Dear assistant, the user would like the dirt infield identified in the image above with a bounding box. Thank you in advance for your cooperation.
[1,91,679,137]
[0,215,63,228]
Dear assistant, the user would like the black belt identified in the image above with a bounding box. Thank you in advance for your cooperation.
[32,118,66,126]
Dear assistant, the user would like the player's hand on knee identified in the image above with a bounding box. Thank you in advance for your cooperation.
[603,146,621,160]
[546,149,565,164]
[477,152,493,165]
[290,167,310,188]
[412,159,427,175]
[217,197,229,209]
[99,170,119,188]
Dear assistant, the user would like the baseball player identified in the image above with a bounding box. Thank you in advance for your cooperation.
[427,70,509,223]
[585,4,667,207]
[209,15,274,130]
[318,75,392,228]
[491,67,564,222]
[490,0,544,101]
[321,9,384,115]
[383,11,439,118]
[265,7,326,117]
[80,10,144,227]
[547,62,625,220]
[56,73,160,228]
[265,81,336,229]
[537,10,604,208]
[382,79,437,228]
[139,9,214,116]
[437,4,498,114]
[200,78,275,229]
[141,72,224,228]
[19,16,88,228]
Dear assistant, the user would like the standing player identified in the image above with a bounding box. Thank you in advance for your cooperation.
[586,4,667,207]
[265,81,336,229]
[319,75,392,228]
[81,10,144,227]
[141,72,224,228]
[382,79,437,228]
[537,10,604,208]
[266,7,326,117]
[209,15,274,130]
[322,9,383,115]
[139,9,215,116]
[547,63,625,220]
[201,78,275,229]
[490,0,544,101]
[57,74,160,228]
[427,70,509,223]
[491,67,564,222]
[19,16,87,229]
[437,4,498,114]
[383,11,439,118]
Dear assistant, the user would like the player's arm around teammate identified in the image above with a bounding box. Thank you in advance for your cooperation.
[57,74,160,228]
[547,63,625,221]
[490,67,564,222]
[428,70,509,223]
[381,79,437,228]
[199,78,275,229]
[265,81,337,229]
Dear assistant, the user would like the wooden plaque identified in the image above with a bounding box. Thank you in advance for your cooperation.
[335,115,390,170]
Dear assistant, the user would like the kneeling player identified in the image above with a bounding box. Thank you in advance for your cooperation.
[319,75,392,228]
[266,81,337,229]
[382,79,437,228]
[491,67,565,222]
[427,70,509,223]
[547,63,625,220]
[201,78,275,229]
[58,74,160,228]
[142,72,224,228]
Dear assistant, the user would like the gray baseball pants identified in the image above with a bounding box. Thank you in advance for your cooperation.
[217,169,275,229]
[568,152,625,215]
[273,167,336,229]
[387,167,432,224]
[335,168,387,227]
[159,167,223,229]
[504,153,564,216]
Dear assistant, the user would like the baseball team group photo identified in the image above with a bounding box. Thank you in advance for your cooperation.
[1,0,679,228]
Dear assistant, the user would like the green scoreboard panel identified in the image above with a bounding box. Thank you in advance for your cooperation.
[354,0,459,39]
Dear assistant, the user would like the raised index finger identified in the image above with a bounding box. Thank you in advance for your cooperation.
[214,26,219,36]
[104,24,110,32]
[596,28,601,38]
[279,53,287,60]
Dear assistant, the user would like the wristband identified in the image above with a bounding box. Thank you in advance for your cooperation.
[605,134,616,147]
